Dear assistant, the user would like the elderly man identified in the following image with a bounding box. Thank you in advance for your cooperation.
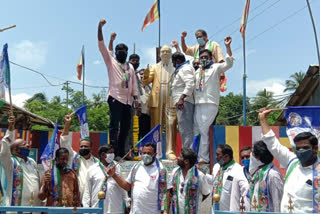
[0,115,41,206]
[142,45,177,159]
[170,52,195,148]
[259,107,320,213]
[82,144,128,213]
[108,143,168,214]
[60,114,99,200]
[194,37,234,163]
[98,19,138,159]
[38,148,81,207]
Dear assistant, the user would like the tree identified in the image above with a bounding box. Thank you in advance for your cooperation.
[284,71,306,93]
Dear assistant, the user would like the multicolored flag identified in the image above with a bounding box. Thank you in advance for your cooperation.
[75,105,90,140]
[135,124,162,158]
[40,121,60,170]
[240,0,251,39]
[141,0,160,31]
[0,44,11,107]
[284,106,320,150]
[77,46,84,80]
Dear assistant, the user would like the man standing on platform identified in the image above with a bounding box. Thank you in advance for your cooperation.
[0,116,41,206]
[38,148,81,207]
[98,19,139,159]
[168,147,210,213]
[240,146,252,182]
[108,143,169,214]
[82,144,128,213]
[60,114,99,201]
[259,107,320,213]
[170,52,195,148]
[142,45,177,159]
[194,37,234,164]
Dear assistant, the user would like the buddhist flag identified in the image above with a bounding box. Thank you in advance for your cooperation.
[141,0,160,31]
[240,0,251,39]
[77,46,84,80]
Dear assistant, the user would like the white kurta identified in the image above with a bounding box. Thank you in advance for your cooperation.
[230,166,250,211]
[60,135,97,200]
[0,130,41,206]
[126,160,166,214]
[262,129,314,213]
[168,166,210,213]
[82,162,127,214]
[208,161,246,213]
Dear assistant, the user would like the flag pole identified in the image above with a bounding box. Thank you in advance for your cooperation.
[305,0,320,83]
[242,36,247,126]
[82,45,85,105]
[8,81,13,115]
[158,0,161,49]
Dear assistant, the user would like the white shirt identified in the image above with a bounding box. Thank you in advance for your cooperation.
[194,54,234,105]
[60,135,98,200]
[168,166,210,213]
[126,160,166,214]
[170,62,195,105]
[137,73,151,115]
[0,130,41,206]
[82,162,127,214]
[230,166,250,211]
[209,161,244,212]
[262,129,314,213]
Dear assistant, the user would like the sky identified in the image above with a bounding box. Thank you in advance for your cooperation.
[0,0,319,107]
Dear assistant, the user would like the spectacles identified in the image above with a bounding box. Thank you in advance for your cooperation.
[180,183,185,194]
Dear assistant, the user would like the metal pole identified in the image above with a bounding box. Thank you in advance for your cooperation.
[158,1,161,49]
[0,25,16,32]
[306,0,320,80]
[82,45,85,105]
[66,81,69,108]
[242,37,247,126]
[133,43,136,54]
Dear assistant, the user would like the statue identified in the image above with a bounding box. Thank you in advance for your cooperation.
[142,45,177,159]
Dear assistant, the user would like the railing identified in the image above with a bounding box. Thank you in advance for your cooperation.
[0,200,104,214]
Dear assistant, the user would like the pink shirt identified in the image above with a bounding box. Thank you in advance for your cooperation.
[98,40,138,105]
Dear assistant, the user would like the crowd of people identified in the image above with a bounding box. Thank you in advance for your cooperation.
[0,18,318,214]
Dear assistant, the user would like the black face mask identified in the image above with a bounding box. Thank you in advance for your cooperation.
[177,160,185,169]
[193,66,199,70]
[131,62,140,70]
[79,148,90,156]
[116,51,127,63]
[56,163,65,170]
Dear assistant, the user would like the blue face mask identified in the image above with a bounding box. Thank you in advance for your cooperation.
[20,148,30,157]
[296,148,313,164]
[197,37,205,46]
[241,159,250,169]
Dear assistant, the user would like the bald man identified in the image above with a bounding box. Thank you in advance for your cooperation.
[0,116,41,206]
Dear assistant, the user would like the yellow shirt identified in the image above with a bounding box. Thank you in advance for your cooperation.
[185,40,224,63]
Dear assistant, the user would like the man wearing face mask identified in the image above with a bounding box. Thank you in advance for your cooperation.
[98,19,139,159]
[38,148,81,207]
[108,143,169,214]
[0,115,41,206]
[60,114,99,201]
[246,141,283,212]
[192,58,200,71]
[259,107,320,213]
[168,147,210,213]
[209,144,247,213]
[194,37,234,164]
[142,45,177,160]
[170,52,195,149]
[82,144,128,213]
[240,146,252,181]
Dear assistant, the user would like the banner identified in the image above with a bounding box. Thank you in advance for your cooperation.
[75,105,90,140]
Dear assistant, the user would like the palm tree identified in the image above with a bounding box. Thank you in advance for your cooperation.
[284,71,306,92]
[25,92,48,104]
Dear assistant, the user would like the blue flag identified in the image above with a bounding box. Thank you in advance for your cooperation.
[40,121,59,170]
[284,106,320,149]
[135,124,162,158]
[192,134,201,155]
[75,105,90,140]
[0,43,10,88]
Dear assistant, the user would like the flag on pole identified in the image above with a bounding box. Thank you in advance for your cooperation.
[77,46,84,80]
[40,121,60,171]
[240,0,251,39]
[75,105,90,140]
[192,134,201,155]
[141,0,160,31]
[284,106,320,150]
[0,44,11,107]
[135,124,162,158]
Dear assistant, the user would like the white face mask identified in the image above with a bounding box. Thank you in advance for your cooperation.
[105,153,115,163]
[249,153,264,175]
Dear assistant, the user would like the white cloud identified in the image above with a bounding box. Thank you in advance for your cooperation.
[11,40,48,69]
[247,78,286,97]
[5,92,32,108]
[93,60,102,65]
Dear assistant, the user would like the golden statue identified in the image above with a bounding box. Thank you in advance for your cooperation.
[142,45,177,159]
